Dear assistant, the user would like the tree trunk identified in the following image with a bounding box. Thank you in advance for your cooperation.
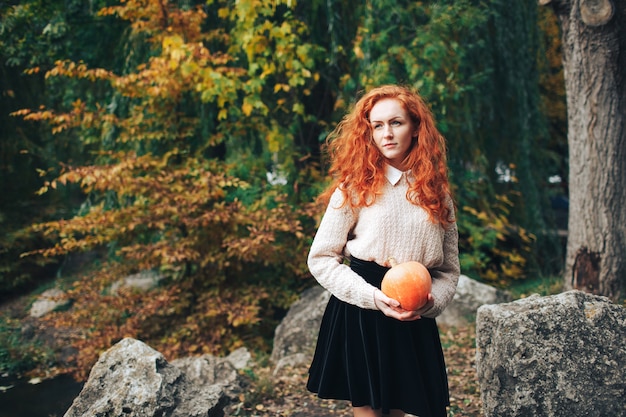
[543,0,626,301]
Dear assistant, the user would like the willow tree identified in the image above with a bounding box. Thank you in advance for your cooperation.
[0,0,126,295]
[322,0,559,283]
[542,0,625,300]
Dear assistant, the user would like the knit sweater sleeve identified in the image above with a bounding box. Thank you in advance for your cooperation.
[307,189,379,310]
[421,203,460,318]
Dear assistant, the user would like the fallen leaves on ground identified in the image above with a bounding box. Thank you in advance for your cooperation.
[442,325,483,416]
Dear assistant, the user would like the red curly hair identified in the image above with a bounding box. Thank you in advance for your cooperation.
[319,84,454,225]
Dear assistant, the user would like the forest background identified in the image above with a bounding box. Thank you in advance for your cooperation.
[1,0,568,379]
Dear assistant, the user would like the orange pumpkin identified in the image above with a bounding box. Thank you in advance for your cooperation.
[381,257,432,310]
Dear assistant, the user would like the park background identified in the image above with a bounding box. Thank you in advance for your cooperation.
[1,0,623,406]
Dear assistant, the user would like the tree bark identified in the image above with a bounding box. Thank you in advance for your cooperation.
[543,0,626,300]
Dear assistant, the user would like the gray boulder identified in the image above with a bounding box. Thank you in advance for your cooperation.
[64,338,247,417]
[171,347,250,401]
[476,290,626,417]
[270,285,330,372]
[110,270,165,294]
[437,274,511,327]
[30,288,71,318]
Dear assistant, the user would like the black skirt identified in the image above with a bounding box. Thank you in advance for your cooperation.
[307,257,449,417]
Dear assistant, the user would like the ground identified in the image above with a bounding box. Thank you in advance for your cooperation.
[226,325,482,417]
[1,292,483,417]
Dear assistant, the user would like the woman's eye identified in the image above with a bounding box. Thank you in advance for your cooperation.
[391,120,401,126]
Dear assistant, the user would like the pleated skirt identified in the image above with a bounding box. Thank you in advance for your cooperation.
[307,257,449,417]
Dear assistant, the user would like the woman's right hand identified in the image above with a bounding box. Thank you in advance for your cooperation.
[373,289,422,321]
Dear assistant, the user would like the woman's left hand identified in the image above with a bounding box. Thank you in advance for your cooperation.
[412,293,434,317]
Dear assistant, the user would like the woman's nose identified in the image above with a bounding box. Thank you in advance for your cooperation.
[383,125,393,137]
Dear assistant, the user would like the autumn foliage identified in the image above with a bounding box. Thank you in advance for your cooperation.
[14,0,324,378]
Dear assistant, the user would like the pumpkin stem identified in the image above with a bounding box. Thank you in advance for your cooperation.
[387,257,398,267]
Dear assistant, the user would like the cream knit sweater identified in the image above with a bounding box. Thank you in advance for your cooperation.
[307,165,460,318]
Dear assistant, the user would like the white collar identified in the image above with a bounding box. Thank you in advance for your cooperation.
[384,164,404,185]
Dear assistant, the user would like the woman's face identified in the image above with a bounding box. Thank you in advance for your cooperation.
[369,98,417,170]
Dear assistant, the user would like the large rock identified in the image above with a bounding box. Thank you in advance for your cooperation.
[437,275,511,327]
[476,290,626,417]
[270,286,330,372]
[171,347,250,401]
[64,338,247,417]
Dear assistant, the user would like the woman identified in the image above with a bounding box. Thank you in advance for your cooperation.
[306,85,460,417]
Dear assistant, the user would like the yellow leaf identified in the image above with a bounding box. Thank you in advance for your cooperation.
[218,7,230,19]
[163,35,183,50]
[242,102,253,116]
[274,83,289,93]
[354,45,364,59]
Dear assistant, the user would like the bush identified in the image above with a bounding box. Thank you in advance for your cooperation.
[458,193,535,286]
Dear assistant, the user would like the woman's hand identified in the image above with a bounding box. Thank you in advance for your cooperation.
[373,289,433,321]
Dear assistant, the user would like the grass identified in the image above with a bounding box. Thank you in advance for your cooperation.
[507,274,564,300]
